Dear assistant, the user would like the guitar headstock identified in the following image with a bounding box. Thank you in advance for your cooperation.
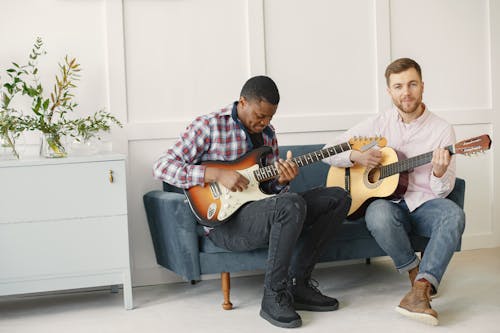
[349,136,387,152]
[454,134,492,156]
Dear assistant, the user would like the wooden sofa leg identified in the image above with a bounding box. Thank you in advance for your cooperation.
[365,258,371,265]
[221,272,233,310]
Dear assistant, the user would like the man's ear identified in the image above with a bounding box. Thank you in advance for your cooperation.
[239,96,247,106]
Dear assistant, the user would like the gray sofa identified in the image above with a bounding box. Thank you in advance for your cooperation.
[143,144,465,309]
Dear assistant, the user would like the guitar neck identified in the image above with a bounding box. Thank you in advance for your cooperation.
[380,144,455,179]
[254,142,352,182]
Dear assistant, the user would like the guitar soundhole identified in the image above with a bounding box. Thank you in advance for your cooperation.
[367,168,381,184]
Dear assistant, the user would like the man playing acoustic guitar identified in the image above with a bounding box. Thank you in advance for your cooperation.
[323,58,466,326]
[153,76,351,328]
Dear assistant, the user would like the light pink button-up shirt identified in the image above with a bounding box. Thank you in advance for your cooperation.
[323,106,456,212]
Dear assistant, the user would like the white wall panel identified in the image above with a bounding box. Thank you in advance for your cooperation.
[264,0,377,116]
[454,125,493,246]
[124,0,250,124]
[94,0,500,285]
[127,139,176,284]
[390,0,491,111]
[2,0,499,288]
[0,0,108,125]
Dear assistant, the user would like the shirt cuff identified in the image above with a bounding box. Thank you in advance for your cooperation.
[430,170,453,196]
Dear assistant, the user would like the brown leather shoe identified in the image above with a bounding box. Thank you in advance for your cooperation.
[395,280,438,326]
[408,266,438,299]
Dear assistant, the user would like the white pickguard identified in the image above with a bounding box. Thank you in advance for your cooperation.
[215,164,274,221]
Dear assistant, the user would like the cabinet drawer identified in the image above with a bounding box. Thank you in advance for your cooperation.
[0,159,127,223]
[0,215,129,281]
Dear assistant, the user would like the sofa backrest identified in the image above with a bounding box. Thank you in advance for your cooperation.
[279,144,330,193]
[162,144,330,194]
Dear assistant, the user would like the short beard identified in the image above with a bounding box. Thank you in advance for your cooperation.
[395,98,422,115]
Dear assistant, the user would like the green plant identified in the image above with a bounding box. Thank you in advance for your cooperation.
[23,40,81,157]
[1,37,122,158]
[0,39,42,158]
[72,109,122,143]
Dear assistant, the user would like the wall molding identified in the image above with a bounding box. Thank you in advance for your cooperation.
[124,108,493,141]
[247,0,266,75]
[488,0,500,245]
[104,0,129,155]
[374,0,392,112]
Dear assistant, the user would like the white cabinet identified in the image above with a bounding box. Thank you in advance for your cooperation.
[0,154,133,309]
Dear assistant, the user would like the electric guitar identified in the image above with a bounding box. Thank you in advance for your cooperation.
[185,137,387,226]
[326,134,492,217]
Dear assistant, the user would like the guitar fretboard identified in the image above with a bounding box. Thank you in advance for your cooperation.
[254,142,352,182]
[380,145,455,179]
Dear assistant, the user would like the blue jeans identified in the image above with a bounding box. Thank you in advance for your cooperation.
[208,187,351,290]
[364,198,465,289]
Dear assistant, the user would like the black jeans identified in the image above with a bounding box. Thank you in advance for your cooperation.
[208,186,351,290]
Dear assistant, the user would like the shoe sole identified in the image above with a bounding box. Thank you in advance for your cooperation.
[395,306,438,326]
[259,309,302,328]
[294,302,339,312]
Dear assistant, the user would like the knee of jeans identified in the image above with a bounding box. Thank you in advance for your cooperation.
[365,200,397,232]
[442,202,466,235]
[319,187,351,212]
[275,193,307,226]
[330,187,351,209]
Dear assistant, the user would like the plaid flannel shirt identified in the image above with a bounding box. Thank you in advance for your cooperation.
[153,102,288,194]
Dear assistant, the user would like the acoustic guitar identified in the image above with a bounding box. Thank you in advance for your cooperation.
[185,137,387,226]
[326,134,491,217]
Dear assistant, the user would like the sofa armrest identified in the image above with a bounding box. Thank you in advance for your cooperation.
[143,190,201,281]
[447,177,465,209]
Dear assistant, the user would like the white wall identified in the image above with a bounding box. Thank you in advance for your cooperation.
[1,0,499,286]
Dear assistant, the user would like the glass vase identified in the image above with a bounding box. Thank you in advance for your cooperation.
[0,132,20,160]
[40,133,67,158]
[69,138,99,156]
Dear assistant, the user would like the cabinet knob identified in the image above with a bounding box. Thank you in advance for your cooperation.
[109,170,114,183]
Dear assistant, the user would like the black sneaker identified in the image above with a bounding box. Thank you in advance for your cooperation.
[260,288,302,328]
[291,278,339,312]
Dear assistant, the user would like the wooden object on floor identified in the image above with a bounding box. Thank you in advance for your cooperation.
[221,272,233,310]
